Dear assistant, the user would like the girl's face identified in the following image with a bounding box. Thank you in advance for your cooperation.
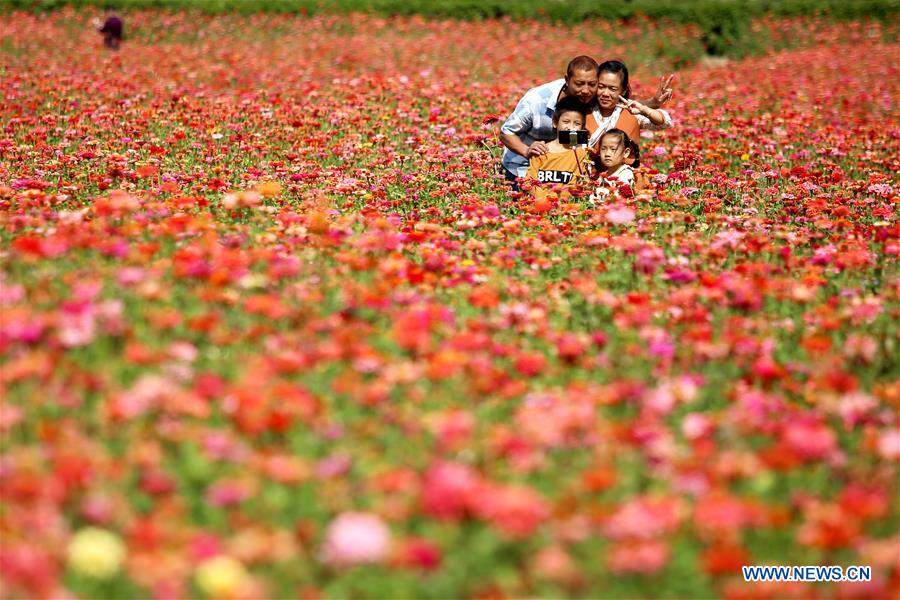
[597,71,625,111]
[554,110,585,133]
[599,135,629,169]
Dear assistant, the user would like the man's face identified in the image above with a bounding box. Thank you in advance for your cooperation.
[555,110,585,132]
[565,68,599,104]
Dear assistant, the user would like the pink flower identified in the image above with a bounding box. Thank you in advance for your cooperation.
[0,543,60,597]
[693,494,760,535]
[205,479,252,507]
[532,545,577,583]
[516,392,594,448]
[0,404,24,432]
[320,512,390,566]
[396,537,442,571]
[430,409,474,450]
[836,392,877,429]
[607,539,670,574]
[0,313,43,344]
[682,413,713,440]
[605,204,635,225]
[57,309,97,348]
[420,462,481,520]
[314,454,352,479]
[643,384,676,414]
[877,428,900,461]
[603,496,682,540]
[110,374,175,420]
[97,300,124,335]
[782,419,837,460]
[116,267,146,286]
[168,341,198,362]
[0,281,24,305]
[735,386,783,426]
[474,484,550,539]
[202,431,248,462]
[190,532,224,562]
[80,494,115,524]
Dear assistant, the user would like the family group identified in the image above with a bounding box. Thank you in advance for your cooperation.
[500,56,675,200]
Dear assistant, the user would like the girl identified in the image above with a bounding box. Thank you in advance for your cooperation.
[592,129,638,200]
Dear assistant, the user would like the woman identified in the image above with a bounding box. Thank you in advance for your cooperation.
[585,61,672,155]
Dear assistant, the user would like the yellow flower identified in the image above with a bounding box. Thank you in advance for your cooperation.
[740,153,750,161]
[195,555,248,598]
[256,181,282,198]
[67,527,126,580]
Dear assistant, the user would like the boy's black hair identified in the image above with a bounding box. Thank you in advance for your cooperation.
[598,128,641,168]
[552,96,590,125]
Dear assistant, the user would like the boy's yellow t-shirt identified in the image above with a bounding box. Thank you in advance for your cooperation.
[525,148,592,200]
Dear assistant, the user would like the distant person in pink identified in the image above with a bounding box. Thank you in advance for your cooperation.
[93,9,123,49]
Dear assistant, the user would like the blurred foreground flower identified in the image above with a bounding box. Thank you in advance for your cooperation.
[320,512,391,566]
[222,190,261,210]
[606,204,636,225]
[67,527,126,579]
[256,181,282,198]
[195,555,249,599]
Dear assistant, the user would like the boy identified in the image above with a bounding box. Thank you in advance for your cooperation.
[524,97,593,201]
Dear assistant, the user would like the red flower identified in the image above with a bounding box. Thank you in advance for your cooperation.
[513,351,547,377]
[420,462,481,521]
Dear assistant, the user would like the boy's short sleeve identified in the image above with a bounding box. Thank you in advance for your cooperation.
[524,154,544,180]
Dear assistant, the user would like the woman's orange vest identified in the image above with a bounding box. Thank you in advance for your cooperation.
[585,109,641,165]
[586,109,641,144]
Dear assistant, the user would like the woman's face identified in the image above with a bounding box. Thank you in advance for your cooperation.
[596,71,625,111]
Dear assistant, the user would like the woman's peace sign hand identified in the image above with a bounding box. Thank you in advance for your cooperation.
[649,74,675,108]
[617,98,650,117]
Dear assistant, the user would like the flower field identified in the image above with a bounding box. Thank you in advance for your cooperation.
[1,8,899,600]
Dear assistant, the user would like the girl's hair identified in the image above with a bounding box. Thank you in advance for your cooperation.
[598,128,641,168]
[597,60,631,100]
[552,96,589,125]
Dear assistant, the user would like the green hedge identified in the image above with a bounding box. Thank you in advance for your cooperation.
[3,0,898,57]
[4,0,899,21]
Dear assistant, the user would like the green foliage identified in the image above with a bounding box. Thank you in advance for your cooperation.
[4,0,900,20]
[3,0,898,59]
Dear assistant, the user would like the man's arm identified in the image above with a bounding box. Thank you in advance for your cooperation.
[500,132,548,159]
[500,95,549,159]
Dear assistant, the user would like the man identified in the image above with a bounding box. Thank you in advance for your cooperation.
[500,56,673,185]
